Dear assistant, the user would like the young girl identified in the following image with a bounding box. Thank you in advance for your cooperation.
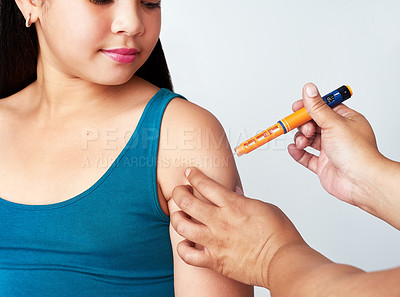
[0,0,253,296]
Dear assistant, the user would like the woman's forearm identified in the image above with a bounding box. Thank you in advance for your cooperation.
[268,242,356,297]
[268,242,400,297]
[354,156,400,230]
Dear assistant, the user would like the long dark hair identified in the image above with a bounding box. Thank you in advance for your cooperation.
[0,1,173,99]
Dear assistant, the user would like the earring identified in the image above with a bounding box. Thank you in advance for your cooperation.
[25,14,32,28]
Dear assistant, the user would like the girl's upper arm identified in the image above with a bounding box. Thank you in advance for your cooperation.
[158,98,253,297]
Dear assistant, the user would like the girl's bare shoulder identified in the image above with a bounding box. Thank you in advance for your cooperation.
[158,97,238,200]
[161,97,223,133]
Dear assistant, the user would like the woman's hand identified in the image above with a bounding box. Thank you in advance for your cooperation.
[171,167,305,288]
[288,83,400,228]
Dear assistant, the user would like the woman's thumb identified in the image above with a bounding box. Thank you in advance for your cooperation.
[303,83,341,129]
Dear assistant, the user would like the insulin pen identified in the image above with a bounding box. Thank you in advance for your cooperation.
[235,85,353,157]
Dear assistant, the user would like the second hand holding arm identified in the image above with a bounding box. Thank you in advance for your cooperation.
[171,167,305,288]
[171,168,400,297]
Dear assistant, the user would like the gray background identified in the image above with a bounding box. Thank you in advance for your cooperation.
[161,1,400,296]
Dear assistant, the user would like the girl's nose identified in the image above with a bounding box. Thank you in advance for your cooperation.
[111,2,144,36]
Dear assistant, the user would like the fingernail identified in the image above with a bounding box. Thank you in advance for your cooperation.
[185,168,192,178]
[306,84,318,98]
[235,186,244,196]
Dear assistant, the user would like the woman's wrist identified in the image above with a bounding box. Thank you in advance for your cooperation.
[267,240,365,297]
[251,204,306,288]
[351,154,400,229]
[267,241,327,297]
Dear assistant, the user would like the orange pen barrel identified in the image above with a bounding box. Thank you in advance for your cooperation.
[235,122,286,156]
[234,85,353,156]
[279,107,311,133]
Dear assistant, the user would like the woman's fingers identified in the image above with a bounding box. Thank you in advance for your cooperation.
[288,144,319,174]
[176,240,213,269]
[172,184,217,225]
[170,210,212,246]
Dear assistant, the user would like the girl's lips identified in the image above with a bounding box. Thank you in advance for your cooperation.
[101,48,139,64]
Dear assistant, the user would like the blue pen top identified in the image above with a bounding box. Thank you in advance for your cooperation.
[323,85,353,108]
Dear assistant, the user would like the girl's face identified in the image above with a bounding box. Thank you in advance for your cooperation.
[35,0,161,85]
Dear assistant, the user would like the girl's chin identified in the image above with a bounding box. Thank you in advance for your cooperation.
[92,73,136,86]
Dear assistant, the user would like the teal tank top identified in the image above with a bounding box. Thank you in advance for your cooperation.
[0,88,185,296]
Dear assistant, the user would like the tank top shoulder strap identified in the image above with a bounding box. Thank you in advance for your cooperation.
[142,88,186,133]
[119,88,186,220]
[134,88,186,154]
[122,88,186,154]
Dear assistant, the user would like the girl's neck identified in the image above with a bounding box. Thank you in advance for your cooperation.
[34,65,122,117]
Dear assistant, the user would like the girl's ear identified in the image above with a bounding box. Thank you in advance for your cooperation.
[14,0,40,26]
